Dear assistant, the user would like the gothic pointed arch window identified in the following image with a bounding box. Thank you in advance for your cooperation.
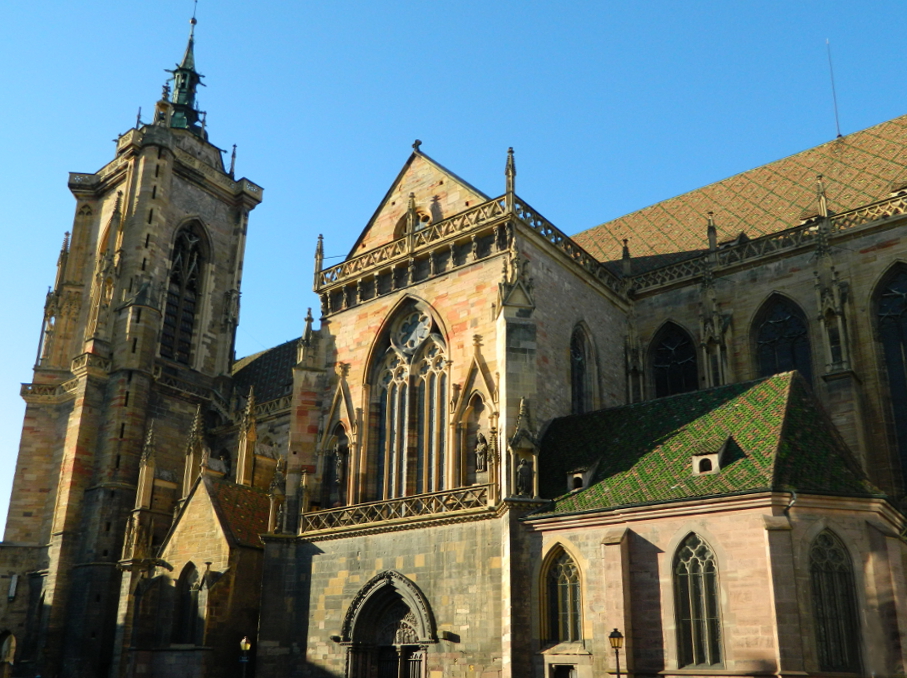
[876,267,907,483]
[753,295,813,384]
[544,548,582,643]
[173,562,202,644]
[810,530,861,672]
[570,326,594,414]
[160,224,206,365]
[651,323,698,398]
[674,533,722,667]
[371,307,448,500]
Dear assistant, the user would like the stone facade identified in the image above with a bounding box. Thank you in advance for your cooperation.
[5,27,907,678]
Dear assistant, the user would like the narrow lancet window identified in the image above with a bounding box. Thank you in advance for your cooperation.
[546,549,581,643]
[810,530,861,672]
[674,533,721,667]
[877,268,907,486]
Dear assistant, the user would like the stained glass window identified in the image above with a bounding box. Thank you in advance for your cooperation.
[652,324,698,398]
[755,297,812,383]
[877,269,907,485]
[674,533,721,667]
[547,550,581,643]
[810,530,861,672]
[372,310,447,500]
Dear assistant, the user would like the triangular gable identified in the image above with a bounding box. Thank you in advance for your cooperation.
[157,476,230,562]
[348,150,490,257]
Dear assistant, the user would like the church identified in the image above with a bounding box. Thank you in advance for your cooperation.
[1,17,907,678]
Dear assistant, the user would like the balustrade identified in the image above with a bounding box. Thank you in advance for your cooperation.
[300,484,492,533]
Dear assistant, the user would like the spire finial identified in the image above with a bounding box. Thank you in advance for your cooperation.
[622,239,631,276]
[505,147,516,210]
[229,144,237,177]
[412,139,422,152]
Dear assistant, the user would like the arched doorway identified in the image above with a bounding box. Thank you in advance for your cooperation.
[342,571,436,678]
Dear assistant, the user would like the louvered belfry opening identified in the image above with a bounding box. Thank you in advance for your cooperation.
[161,226,204,365]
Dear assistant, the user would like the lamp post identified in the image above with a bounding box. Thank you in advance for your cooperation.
[609,628,624,678]
[239,636,251,678]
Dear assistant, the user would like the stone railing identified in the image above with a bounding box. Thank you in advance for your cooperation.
[512,198,623,293]
[629,192,907,293]
[317,198,508,290]
[300,484,492,533]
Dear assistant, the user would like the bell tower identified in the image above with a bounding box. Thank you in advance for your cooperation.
[3,16,262,678]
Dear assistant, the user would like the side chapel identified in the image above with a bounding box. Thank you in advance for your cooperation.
[2,17,907,678]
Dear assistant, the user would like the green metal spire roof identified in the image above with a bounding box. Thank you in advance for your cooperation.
[166,17,204,136]
[531,372,883,518]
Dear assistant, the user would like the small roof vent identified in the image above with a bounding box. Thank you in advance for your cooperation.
[692,435,733,476]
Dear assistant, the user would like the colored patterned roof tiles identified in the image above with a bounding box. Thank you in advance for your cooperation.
[572,115,907,264]
[232,337,299,403]
[205,476,271,549]
[533,372,882,518]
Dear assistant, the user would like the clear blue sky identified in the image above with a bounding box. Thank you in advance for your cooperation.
[0,1,903,530]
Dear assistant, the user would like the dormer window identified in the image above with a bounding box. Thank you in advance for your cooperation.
[691,435,733,476]
[566,461,598,492]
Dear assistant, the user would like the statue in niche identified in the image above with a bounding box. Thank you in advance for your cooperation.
[475,432,488,472]
[516,458,533,497]
[333,445,345,485]
[218,452,232,480]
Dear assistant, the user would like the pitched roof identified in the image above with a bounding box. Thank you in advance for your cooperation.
[572,115,907,264]
[532,372,882,518]
[346,149,490,257]
[204,475,271,549]
[232,338,298,403]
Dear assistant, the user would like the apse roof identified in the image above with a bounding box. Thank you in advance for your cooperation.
[531,372,883,518]
[232,338,298,404]
[572,115,907,265]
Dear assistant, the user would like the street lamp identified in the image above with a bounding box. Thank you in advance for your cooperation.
[609,628,624,678]
[239,636,251,678]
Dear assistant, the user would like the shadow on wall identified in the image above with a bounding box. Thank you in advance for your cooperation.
[630,532,665,673]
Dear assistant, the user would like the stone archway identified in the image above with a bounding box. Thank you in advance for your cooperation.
[341,571,436,678]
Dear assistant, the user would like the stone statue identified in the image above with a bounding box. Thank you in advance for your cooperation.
[517,458,532,497]
[475,432,488,472]
[334,446,345,485]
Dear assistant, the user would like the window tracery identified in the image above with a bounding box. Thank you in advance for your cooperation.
[810,530,861,672]
[373,309,448,499]
[651,323,698,398]
[754,296,812,383]
[674,533,721,667]
[877,268,907,484]
[545,549,581,643]
[161,226,204,365]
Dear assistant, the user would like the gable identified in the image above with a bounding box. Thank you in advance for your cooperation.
[159,479,231,565]
[349,151,489,257]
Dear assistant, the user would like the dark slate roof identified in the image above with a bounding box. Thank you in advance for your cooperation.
[205,475,270,549]
[532,372,882,518]
[572,115,907,263]
[232,338,298,403]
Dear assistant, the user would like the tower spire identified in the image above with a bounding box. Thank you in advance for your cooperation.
[166,11,205,136]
